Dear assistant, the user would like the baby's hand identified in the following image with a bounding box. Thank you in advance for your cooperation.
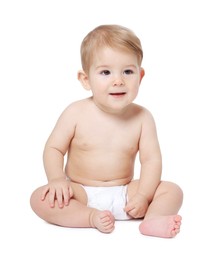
[124,193,149,218]
[41,178,73,208]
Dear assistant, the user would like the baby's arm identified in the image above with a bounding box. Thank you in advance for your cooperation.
[125,109,162,218]
[41,104,77,208]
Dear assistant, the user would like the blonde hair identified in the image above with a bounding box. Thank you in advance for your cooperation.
[80,24,143,73]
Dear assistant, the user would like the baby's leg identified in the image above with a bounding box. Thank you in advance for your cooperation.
[30,183,115,233]
[139,181,183,238]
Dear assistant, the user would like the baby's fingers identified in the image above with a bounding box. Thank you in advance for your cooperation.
[40,185,56,208]
[69,185,74,198]
[63,186,73,206]
[63,189,70,206]
[47,187,56,208]
[124,202,135,214]
[41,186,49,201]
[56,189,64,208]
[125,207,136,218]
[62,186,74,206]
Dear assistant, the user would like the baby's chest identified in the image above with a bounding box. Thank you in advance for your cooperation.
[74,123,139,153]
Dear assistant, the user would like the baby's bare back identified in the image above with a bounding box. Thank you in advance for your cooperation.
[65,99,145,186]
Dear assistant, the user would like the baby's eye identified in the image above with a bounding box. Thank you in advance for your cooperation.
[100,70,110,75]
[124,69,134,75]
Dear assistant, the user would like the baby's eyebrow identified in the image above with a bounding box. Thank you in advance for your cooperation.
[96,64,137,69]
[124,64,137,68]
[96,64,109,68]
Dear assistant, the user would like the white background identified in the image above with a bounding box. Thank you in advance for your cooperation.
[0,0,217,259]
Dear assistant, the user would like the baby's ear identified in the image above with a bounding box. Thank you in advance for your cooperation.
[77,70,91,90]
[140,68,145,83]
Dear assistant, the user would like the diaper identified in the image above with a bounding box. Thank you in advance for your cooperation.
[82,185,131,220]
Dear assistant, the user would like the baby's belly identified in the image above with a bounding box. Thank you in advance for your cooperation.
[67,174,133,187]
[65,150,136,186]
[65,162,134,186]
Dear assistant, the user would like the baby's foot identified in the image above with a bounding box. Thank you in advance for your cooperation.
[89,210,115,233]
[139,215,182,238]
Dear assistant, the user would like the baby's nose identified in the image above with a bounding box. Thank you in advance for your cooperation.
[113,76,124,86]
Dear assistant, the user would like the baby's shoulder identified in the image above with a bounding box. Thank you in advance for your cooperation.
[131,103,153,118]
[56,98,92,123]
[62,98,91,113]
[129,104,157,128]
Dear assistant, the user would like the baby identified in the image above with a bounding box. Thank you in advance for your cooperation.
[30,24,183,238]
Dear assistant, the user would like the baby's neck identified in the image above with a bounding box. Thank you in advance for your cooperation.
[91,96,132,117]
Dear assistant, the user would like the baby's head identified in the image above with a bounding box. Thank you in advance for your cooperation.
[80,24,143,74]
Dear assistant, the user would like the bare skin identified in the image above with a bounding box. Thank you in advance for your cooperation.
[30,47,183,238]
[31,177,183,236]
[139,215,182,238]
[89,210,115,233]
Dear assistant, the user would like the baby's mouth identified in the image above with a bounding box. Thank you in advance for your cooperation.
[109,92,126,96]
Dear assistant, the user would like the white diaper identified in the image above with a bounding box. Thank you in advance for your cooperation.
[82,185,131,220]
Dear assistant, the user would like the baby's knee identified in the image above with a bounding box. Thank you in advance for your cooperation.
[164,181,183,202]
[30,187,45,217]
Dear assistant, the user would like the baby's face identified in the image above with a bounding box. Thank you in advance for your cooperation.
[87,47,144,114]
